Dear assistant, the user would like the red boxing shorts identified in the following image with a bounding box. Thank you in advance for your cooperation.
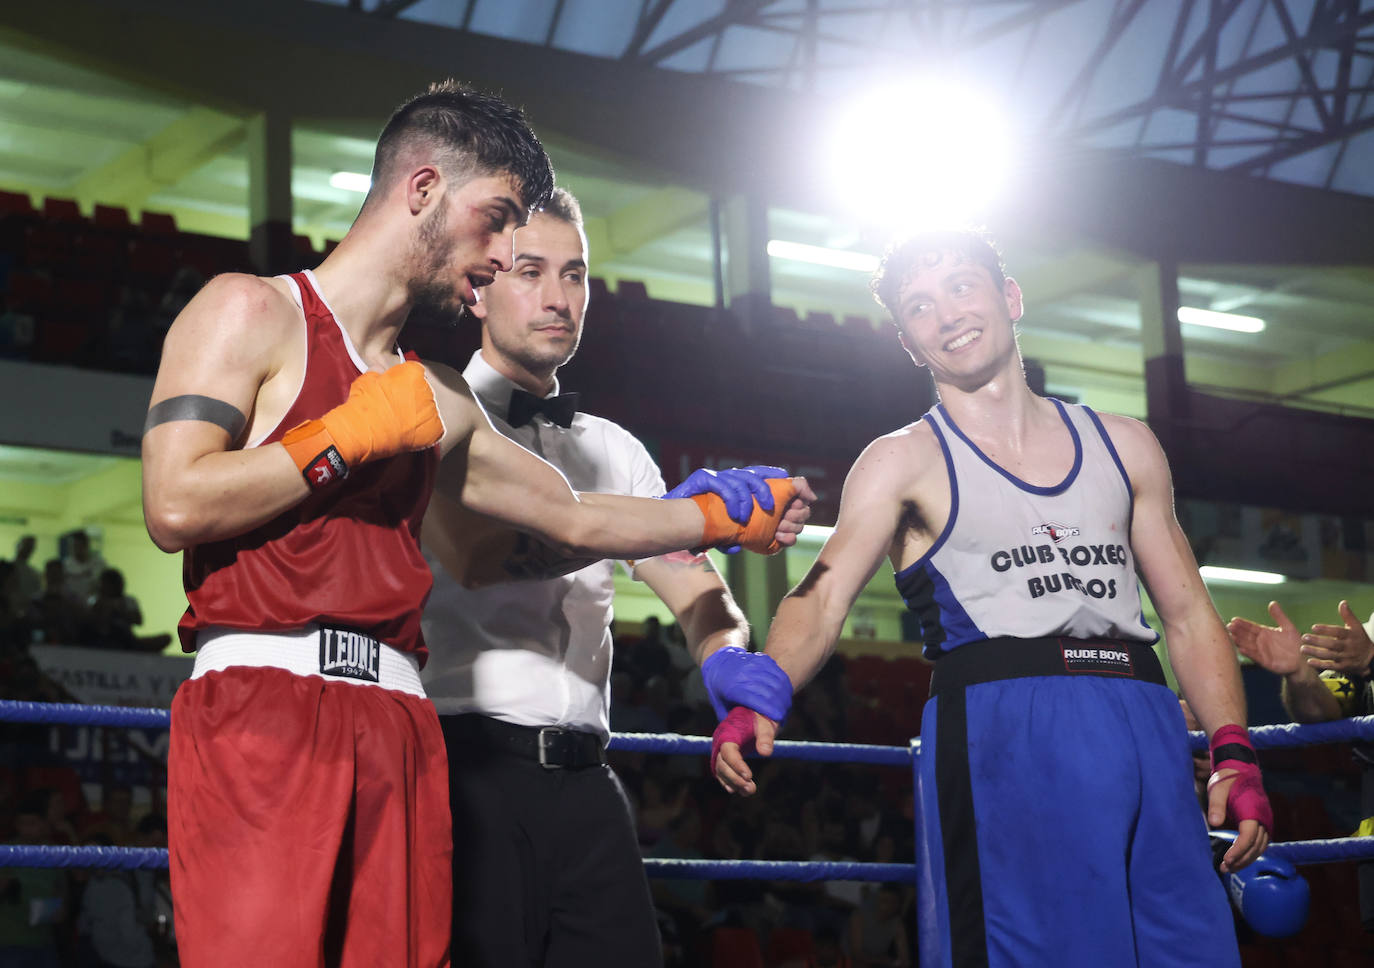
[168,628,452,968]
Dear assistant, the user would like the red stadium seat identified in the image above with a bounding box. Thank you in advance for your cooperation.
[42,196,84,223]
[765,926,815,966]
[711,926,764,968]
[140,211,178,234]
[5,269,53,309]
[30,316,92,362]
[92,203,132,230]
[0,189,35,217]
[618,279,649,300]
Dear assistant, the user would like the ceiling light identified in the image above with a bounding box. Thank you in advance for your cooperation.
[1198,565,1285,585]
[824,76,1013,230]
[329,171,372,193]
[1177,307,1265,333]
[767,240,879,273]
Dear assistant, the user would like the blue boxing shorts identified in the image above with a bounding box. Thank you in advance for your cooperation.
[916,636,1239,968]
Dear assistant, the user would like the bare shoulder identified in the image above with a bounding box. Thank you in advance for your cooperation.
[165,274,298,359]
[152,273,300,402]
[1091,411,1168,475]
[848,419,942,495]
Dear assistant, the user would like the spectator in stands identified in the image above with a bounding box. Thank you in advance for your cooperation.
[41,788,78,847]
[77,831,157,968]
[88,568,141,649]
[33,559,86,645]
[104,285,158,373]
[10,536,41,608]
[624,615,673,685]
[1228,599,1374,931]
[61,531,106,606]
[154,266,204,338]
[81,785,135,847]
[847,884,911,968]
[87,568,169,653]
[0,789,68,968]
[0,561,25,648]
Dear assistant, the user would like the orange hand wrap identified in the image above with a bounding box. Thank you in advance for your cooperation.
[691,478,799,555]
[282,360,444,489]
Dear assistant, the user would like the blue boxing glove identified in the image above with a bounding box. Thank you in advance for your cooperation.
[663,465,790,525]
[1211,831,1310,938]
[700,645,793,723]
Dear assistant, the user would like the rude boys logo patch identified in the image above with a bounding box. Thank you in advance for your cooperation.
[1059,640,1134,677]
[1031,522,1080,543]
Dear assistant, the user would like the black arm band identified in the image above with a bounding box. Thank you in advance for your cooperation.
[144,395,247,441]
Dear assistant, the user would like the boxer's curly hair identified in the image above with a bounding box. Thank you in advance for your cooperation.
[364,79,554,214]
[870,228,1006,324]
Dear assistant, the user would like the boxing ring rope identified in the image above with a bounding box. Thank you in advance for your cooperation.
[4,700,1374,876]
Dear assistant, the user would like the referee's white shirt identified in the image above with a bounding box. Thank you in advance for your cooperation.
[420,351,667,742]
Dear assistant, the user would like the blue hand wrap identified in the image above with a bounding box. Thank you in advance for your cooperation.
[701,645,793,723]
[663,465,790,524]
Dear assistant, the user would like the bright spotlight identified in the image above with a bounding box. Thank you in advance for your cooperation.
[826,77,1012,230]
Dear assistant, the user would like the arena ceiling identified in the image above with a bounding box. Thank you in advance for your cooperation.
[0,0,1372,420]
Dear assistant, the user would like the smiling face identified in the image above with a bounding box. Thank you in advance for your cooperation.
[407,172,528,320]
[893,249,1024,393]
[475,211,589,393]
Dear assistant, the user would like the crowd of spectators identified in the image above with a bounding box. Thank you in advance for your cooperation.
[0,532,170,654]
[0,782,174,968]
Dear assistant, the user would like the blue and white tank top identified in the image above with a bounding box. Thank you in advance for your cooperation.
[895,399,1158,659]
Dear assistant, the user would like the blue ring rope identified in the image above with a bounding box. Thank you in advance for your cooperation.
[0,701,913,765]
[5,840,1374,874]
[9,702,1374,758]
[7,701,1374,880]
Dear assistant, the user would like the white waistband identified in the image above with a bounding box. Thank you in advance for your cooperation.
[192,626,425,698]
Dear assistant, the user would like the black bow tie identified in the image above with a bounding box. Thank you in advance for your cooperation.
[507,388,579,429]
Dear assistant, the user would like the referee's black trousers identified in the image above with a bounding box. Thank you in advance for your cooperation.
[441,714,663,968]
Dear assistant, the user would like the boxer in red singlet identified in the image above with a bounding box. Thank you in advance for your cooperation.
[142,81,811,968]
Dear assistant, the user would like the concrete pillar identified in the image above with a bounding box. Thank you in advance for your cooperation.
[1138,259,1189,433]
[721,194,771,333]
[246,110,294,275]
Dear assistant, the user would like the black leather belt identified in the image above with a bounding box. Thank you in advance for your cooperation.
[446,713,606,770]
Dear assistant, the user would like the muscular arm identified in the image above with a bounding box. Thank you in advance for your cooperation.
[1106,415,1245,738]
[1105,414,1268,866]
[425,363,810,561]
[636,552,749,664]
[764,434,923,691]
[141,274,308,551]
[713,432,925,794]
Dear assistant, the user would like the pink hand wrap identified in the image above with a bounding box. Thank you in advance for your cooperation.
[710,706,758,776]
[1209,724,1274,831]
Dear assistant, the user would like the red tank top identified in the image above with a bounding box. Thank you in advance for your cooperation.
[178,270,438,662]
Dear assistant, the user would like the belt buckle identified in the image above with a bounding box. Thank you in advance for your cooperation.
[537,726,565,770]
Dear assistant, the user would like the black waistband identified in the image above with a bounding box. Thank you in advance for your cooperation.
[442,713,606,769]
[929,636,1166,698]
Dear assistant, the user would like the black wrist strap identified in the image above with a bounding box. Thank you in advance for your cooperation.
[1212,742,1258,766]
